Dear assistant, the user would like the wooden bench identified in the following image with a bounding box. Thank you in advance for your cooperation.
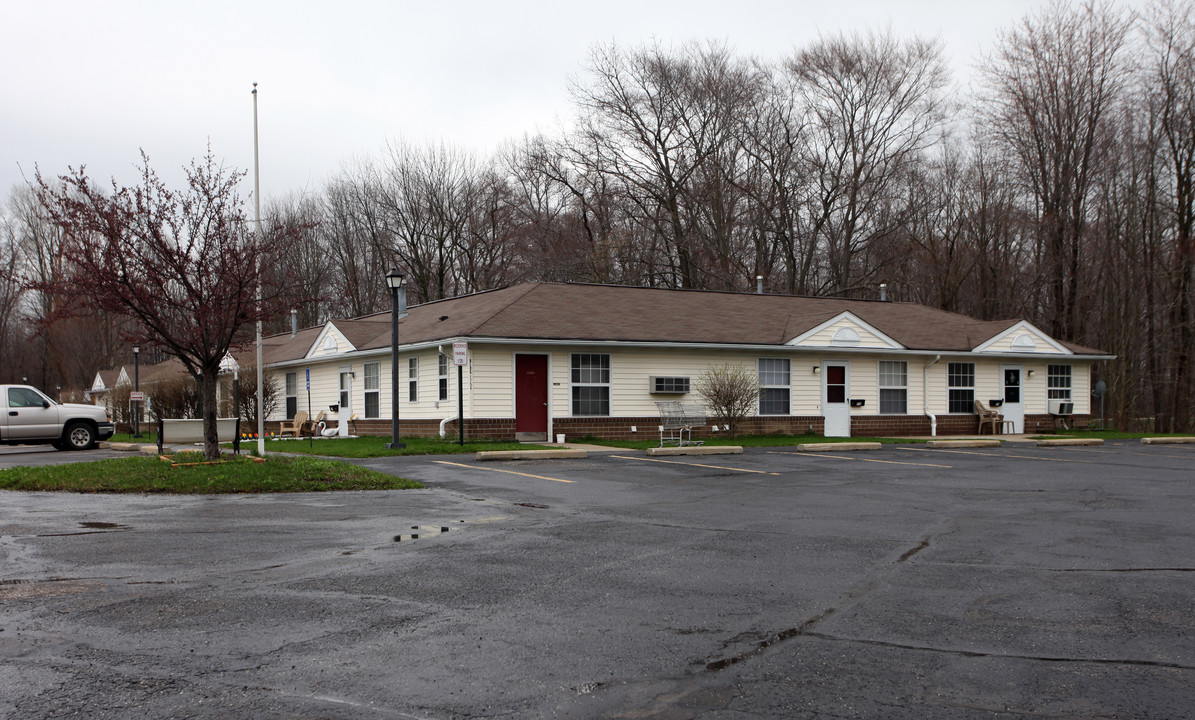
[156,418,242,454]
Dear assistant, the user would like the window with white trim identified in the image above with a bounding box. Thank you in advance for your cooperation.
[285,372,297,419]
[408,357,418,402]
[1048,364,1072,400]
[878,361,908,414]
[439,353,450,401]
[758,358,791,415]
[363,362,380,418]
[948,362,975,413]
[571,353,610,416]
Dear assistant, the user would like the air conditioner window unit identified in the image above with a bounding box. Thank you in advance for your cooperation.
[1048,399,1074,416]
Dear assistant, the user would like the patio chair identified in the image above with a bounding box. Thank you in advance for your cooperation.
[974,400,1003,435]
[279,410,308,437]
[300,411,325,436]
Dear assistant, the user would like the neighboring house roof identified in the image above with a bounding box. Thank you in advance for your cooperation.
[260,283,1111,364]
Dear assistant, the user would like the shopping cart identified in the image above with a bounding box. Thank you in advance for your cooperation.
[656,401,706,448]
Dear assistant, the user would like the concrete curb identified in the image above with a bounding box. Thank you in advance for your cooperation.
[102,442,142,452]
[1036,438,1104,447]
[797,442,883,452]
[924,440,1002,449]
[646,446,743,456]
[476,449,588,461]
[1141,437,1195,445]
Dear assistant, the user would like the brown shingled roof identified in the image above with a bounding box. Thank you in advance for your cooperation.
[266,283,1112,361]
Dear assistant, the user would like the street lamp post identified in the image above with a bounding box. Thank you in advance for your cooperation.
[133,345,141,438]
[385,267,406,450]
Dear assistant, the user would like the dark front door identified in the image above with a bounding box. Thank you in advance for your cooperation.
[515,354,549,435]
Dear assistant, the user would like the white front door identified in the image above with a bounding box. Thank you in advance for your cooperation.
[338,368,353,437]
[823,361,851,437]
[1001,364,1024,433]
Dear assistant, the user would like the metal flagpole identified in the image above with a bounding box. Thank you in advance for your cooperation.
[253,82,265,456]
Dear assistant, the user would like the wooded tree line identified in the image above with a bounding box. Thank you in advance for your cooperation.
[2,0,1193,431]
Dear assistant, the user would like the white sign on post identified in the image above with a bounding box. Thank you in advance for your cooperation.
[129,391,145,401]
[452,341,468,366]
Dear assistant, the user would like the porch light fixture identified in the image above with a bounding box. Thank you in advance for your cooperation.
[812,366,821,375]
[1027,370,1036,378]
[385,267,406,449]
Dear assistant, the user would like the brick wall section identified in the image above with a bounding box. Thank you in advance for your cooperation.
[263,414,1091,440]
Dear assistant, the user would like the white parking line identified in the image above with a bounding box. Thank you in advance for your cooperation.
[432,460,575,484]
[611,455,781,476]
[896,447,1105,464]
[766,451,952,468]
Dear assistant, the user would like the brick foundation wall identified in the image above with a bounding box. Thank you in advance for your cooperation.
[262,413,1092,441]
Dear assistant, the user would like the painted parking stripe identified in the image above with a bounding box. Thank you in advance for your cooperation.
[611,455,781,476]
[766,451,952,469]
[432,460,575,484]
[896,447,1105,465]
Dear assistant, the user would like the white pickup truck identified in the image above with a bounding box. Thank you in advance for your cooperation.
[1,384,116,450]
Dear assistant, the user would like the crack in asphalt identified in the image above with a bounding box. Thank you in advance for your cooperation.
[803,632,1195,670]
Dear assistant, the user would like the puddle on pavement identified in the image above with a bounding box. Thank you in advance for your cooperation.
[79,522,128,530]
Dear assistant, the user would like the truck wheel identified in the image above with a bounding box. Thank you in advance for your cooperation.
[61,422,97,451]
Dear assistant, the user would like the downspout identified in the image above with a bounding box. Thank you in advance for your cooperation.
[439,415,459,439]
[924,354,941,437]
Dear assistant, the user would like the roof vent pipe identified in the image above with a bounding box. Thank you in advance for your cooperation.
[290,309,298,337]
[756,275,763,294]
[880,283,888,302]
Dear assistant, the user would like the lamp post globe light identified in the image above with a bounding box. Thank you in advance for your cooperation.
[133,345,141,438]
[385,267,406,450]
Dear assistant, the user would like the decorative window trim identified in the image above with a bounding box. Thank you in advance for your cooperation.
[831,327,861,346]
[1011,333,1038,350]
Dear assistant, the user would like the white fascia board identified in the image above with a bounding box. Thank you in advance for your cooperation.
[972,320,1073,355]
[303,321,358,360]
[784,312,905,350]
[264,335,1114,370]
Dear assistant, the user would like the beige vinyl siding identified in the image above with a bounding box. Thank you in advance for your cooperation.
[848,359,878,415]
[470,346,516,418]
[792,358,821,414]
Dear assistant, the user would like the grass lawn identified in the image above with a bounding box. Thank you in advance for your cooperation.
[577,434,929,450]
[0,453,422,493]
[257,435,540,458]
[1028,429,1195,440]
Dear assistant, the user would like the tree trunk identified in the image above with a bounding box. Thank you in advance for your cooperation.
[200,369,221,461]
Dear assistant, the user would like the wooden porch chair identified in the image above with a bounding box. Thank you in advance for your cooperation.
[279,410,308,437]
[974,400,1003,435]
[300,411,325,436]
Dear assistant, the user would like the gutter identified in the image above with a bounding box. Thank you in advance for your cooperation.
[924,354,941,437]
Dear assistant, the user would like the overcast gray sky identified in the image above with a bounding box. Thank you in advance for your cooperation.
[1,0,1138,203]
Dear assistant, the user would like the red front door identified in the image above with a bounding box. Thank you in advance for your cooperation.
[515,354,549,434]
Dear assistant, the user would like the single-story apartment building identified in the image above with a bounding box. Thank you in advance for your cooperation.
[257,282,1111,440]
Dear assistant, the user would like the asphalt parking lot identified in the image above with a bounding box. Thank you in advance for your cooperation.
[2,441,1193,718]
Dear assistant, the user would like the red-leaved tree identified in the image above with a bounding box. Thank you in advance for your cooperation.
[35,150,304,460]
